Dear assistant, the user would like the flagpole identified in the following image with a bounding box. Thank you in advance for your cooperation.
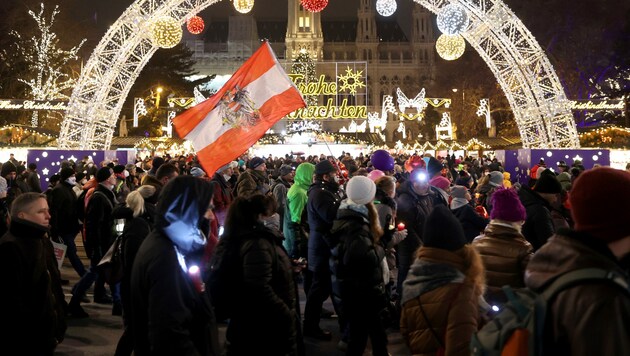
[320,131,343,172]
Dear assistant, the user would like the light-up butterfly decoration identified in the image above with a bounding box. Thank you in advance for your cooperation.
[396,88,428,121]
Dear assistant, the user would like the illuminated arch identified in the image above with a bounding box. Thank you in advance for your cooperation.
[415,0,579,148]
[60,0,579,149]
[59,0,221,149]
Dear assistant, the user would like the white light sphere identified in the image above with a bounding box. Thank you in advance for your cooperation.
[435,34,466,61]
[437,3,470,35]
[150,16,183,48]
[233,0,254,14]
[376,0,397,17]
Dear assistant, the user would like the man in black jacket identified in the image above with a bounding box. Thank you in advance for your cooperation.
[68,167,118,318]
[303,159,343,340]
[0,192,66,354]
[49,167,85,279]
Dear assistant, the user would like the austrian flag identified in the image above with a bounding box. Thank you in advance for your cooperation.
[173,41,306,175]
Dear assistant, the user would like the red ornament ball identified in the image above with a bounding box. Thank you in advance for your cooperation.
[186,16,205,35]
[300,0,329,12]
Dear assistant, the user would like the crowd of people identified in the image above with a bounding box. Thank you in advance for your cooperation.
[0,149,628,355]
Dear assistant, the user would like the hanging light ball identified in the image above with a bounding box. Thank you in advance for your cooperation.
[376,0,397,17]
[436,3,470,35]
[435,33,466,61]
[233,0,255,14]
[186,16,205,35]
[300,0,329,13]
[150,16,182,49]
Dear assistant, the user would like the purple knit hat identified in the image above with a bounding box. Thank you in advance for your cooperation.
[490,187,526,222]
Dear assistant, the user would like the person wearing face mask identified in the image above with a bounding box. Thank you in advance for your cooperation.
[48,167,85,280]
[131,175,220,355]
[73,172,87,197]
[68,167,119,318]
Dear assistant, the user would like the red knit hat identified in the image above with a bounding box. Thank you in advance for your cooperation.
[570,167,630,242]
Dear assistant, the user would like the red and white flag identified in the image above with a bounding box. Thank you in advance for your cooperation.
[173,41,306,175]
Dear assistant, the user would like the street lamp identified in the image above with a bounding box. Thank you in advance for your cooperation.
[155,86,163,108]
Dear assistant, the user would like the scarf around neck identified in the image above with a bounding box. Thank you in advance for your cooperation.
[401,259,465,305]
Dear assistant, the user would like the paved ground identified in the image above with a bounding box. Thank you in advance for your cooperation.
[55,264,411,356]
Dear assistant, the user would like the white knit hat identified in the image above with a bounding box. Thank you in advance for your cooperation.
[346,176,377,205]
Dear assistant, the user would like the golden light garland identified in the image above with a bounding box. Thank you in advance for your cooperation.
[150,16,182,49]
[186,16,204,35]
[436,33,465,61]
[233,0,255,14]
[300,0,329,13]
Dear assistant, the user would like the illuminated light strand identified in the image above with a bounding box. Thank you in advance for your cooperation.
[376,0,397,17]
[435,33,465,61]
[436,3,470,35]
[186,16,204,35]
[300,0,328,13]
[150,16,182,49]
[233,0,255,14]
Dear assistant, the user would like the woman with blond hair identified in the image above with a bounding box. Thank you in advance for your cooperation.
[114,184,156,355]
[330,176,389,356]
[401,205,486,356]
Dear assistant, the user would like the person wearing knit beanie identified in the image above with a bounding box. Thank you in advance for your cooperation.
[190,167,206,178]
[426,157,444,179]
[487,171,504,188]
[533,169,562,194]
[423,205,467,251]
[346,176,376,205]
[522,167,630,354]
[570,167,630,243]
[450,185,489,242]
[96,167,114,183]
[472,187,533,304]
[490,187,526,223]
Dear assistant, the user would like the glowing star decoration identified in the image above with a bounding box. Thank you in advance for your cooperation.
[376,0,397,17]
[42,168,49,176]
[396,88,428,121]
[436,3,470,35]
[150,16,182,49]
[186,16,204,34]
[436,34,466,61]
[233,0,254,14]
[337,67,366,95]
[300,0,329,13]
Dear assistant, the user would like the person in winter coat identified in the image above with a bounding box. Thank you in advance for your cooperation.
[400,205,486,356]
[330,176,389,356]
[114,185,156,356]
[0,193,67,355]
[525,167,630,355]
[395,167,443,296]
[235,157,270,198]
[209,163,234,228]
[272,164,295,233]
[518,169,562,250]
[475,171,503,214]
[131,175,219,356]
[472,187,533,305]
[304,160,343,340]
[283,162,315,258]
[213,194,298,355]
[450,185,488,242]
[374,176,407,296]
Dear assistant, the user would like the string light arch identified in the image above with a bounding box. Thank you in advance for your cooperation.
[60,0,579,149]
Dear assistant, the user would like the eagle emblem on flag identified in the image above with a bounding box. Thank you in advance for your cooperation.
[219,86,261,129]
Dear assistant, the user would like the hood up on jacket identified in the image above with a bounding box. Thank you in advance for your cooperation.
[155,175,214,256]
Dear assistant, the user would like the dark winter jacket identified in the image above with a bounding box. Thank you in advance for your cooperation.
[131,230,219,356]
[225,223,297,356]
[48,181,81,237]
[329,204,387,313]
[525,230,630,356]
[451,204,489,243]
[85,184,117,260]
[518,186,555,250]
[472,222,533,304]
[26,170,42,193]
[395,180,440,271]
[210,172,233,226]
[307,179,342,272]
[0,218,67,355]
[235,169,269,198]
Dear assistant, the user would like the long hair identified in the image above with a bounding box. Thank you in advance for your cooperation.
[126,185,156,217]
[366,201,384,244]
[222,194,276,242]
[457,245,486,296]
[475,174,491,193]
